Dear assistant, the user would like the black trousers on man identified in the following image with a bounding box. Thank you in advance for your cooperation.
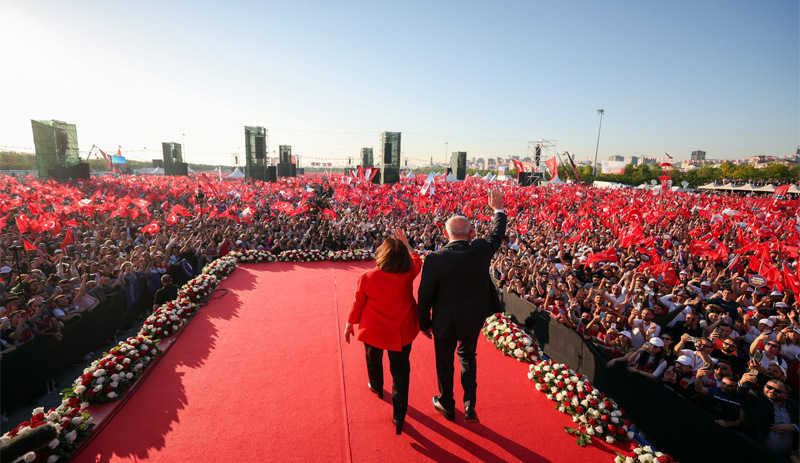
[433,328,480,412]
[364,343,412,421]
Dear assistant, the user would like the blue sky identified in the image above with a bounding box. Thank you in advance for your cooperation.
[1,1,797,167]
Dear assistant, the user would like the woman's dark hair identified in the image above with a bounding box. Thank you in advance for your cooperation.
[375,237,412,274]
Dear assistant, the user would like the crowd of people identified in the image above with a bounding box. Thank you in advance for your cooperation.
[0,171,798,457]
[486,183,799,458]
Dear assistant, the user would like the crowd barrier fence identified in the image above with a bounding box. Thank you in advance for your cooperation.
[1,278,152,412]
[496,284,790,463]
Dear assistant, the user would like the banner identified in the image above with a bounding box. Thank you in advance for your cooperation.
[600,161,626,175]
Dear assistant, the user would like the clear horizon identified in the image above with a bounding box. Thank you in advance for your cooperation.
[1,1,797,166]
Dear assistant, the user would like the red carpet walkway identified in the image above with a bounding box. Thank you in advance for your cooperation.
[73,262,625,462]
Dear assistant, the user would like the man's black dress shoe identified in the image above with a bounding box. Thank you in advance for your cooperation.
[367,382,383,399]
[432,396,455,421]
[392,417,404,435]
[464,407,479,423]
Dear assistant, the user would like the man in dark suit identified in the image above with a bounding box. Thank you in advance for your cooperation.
[418,188,506,423]
[153,274,179,312]
[743,379,799,458]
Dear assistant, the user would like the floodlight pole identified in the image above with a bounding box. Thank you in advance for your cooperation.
[593,109,604,176]
[444,142,448,166]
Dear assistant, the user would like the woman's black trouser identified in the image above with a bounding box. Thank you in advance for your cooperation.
[364,342,412,421]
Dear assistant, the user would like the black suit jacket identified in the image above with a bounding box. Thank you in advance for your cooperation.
[743,391,799,448]
[418,212,507,339]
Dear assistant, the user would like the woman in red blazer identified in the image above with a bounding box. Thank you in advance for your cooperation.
[344,228,421,435]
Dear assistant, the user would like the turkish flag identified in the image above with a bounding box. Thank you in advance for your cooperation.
[172,204,192,217]
[61,227,74,251]
[131,198,151,209]
[512,159,526,179]
[546,157,558,178]
[565,230,583,244]
[141,220,160,235]
[585,248,617,266]
[23,239,38,252]
[783,264,800,296]
[650,261,680,286]
[15,213,31,233]
[322,208,337,220]
[27,201,44,216]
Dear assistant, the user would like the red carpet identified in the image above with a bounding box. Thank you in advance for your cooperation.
[73,262,626,462]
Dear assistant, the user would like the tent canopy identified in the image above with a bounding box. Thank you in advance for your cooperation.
[225,167,245,179]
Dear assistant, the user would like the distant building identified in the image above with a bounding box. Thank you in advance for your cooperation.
[626,156,640,166]
[608,155,624,162]
[691,150,706,161]
[749,155,800,169]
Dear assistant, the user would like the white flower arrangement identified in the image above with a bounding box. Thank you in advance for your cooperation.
[141,295,200,339]
[180,274,220,302]
[2,392,94,461]
[615,444,675,463]
[277,249,328,262]
[201,256,238,279]
[482,313,542,363]
[229,249,276,263]
[66,336,161,404]
[529,359,633,446]
[328,249,374,261]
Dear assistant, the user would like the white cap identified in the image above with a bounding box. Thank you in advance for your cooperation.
[769,361,787,377]
[0,266,11,273]
[700,281,711,286]
[649,337,664,347]
[770,291,783,296]
[676,355,693,366]
[619,330,632,338]
[776,302,789,308]
[759,319,774,327]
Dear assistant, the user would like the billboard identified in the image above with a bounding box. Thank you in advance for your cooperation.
[601,161,626,175]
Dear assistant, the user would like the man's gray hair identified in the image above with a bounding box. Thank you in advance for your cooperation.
[445,216,472,240]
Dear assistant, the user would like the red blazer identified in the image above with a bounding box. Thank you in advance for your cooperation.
[348,253,422,351]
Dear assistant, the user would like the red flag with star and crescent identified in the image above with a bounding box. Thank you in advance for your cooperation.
[61,227,74,251]
[141,220,160,235]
